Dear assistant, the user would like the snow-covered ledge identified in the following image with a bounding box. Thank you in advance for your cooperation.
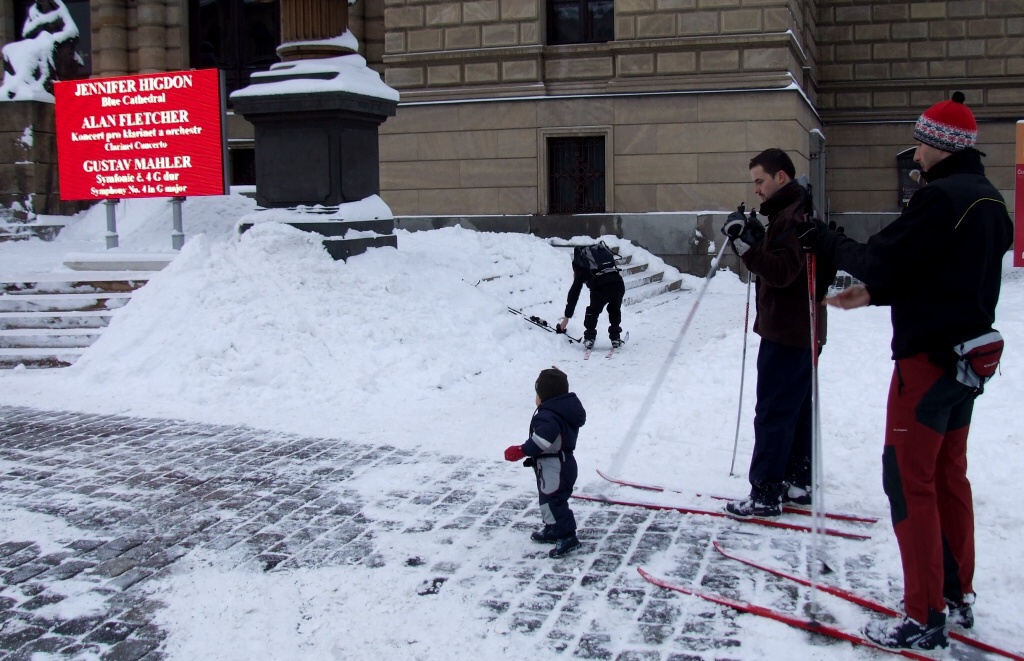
[63,251,179,272]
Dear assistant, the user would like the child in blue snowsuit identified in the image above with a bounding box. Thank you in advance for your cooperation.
[504,367,587,558]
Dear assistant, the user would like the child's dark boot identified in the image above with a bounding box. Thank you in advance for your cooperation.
[548,535,581,558]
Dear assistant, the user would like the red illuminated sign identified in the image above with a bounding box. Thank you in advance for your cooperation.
[54,69,226,200]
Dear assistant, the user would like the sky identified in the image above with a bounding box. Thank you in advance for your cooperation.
[0,194,1022,659]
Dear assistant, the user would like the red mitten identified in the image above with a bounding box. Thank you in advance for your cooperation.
[504,445,526,462]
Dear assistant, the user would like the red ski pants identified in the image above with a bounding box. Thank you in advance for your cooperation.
[883,353,976,624]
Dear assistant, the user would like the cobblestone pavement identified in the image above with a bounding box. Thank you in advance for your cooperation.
[0,405,883,661]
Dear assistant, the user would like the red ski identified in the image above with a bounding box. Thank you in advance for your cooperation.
[636,567,936,661]
[571,493,870,540]
[713,541,1024,661]
[596,469,879,524]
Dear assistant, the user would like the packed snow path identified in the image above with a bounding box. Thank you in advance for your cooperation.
[0,404,958,661]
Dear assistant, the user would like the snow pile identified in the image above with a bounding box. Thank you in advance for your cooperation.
[55,195,257,252]
[69,224,542,427]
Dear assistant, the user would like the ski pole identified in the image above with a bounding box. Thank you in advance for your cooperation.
[805,251,826,615]
[729,271,753,477]
[607,240,730,479]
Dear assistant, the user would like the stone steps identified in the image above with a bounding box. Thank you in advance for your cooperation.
[0,347,85,369]
[0,310,114,330]
[0,273,150,368]
[0,327,104,349]
[622,278,685,306]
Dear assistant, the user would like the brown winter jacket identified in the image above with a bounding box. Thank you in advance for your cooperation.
[741,181,826,349]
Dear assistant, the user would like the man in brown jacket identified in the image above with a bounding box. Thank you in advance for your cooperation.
[721,148,826,517]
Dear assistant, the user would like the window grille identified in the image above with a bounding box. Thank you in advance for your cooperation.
[548,136,606,214]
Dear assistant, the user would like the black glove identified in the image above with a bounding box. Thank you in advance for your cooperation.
[721,205,765,257]
[722,204,747,238]
[796,219,844,253]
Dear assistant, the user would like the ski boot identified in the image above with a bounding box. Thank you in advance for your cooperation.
[549,535,581,558]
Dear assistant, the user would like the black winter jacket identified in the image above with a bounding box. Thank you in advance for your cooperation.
[523,392,586,456]
[820,149,1013,360]
[565,266,623,318]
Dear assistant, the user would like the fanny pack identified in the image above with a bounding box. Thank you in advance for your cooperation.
[953,330,1004,391]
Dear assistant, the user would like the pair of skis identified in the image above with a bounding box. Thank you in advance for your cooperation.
[506,307,629,359]
[638,542,1022,661]
[596,469,878,524]
[507,307,581,344]
[572,493,871,541]
[584,332,629,361]
[578,470,875,540]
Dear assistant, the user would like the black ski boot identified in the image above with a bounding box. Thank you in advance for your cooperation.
[783,483,811,506]
[548,535,581,558]
[530,526,559,544]
[946,594,975,630]
[726,496,781,518]
[864,609,948,651]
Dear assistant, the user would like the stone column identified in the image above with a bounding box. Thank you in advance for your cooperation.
[165,0,186,70]
[277,0,354,61]
[136,0,166,73]
[1,0,16,45]
[93,0,128,76]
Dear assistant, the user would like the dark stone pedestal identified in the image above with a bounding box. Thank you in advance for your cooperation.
[232,90,396,208]
[231,85,398,260]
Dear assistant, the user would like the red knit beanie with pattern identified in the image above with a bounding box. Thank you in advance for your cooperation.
[913,91,977,153]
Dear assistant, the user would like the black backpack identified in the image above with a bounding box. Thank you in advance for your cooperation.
[572,241,618,279]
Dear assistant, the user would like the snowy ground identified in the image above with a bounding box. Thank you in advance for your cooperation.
[0,194,1021,659]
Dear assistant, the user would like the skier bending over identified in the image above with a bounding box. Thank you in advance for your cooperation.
[557,242,626,351]
[504,367,586,558]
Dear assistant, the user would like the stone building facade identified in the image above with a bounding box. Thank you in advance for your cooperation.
[375,0,1022,219]
[0,0,1021,250]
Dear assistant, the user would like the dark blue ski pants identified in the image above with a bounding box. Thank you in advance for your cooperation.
[748,338,813,502]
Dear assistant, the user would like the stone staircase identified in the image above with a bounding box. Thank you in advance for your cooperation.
[552,241,686,306]
[0,273,150,369]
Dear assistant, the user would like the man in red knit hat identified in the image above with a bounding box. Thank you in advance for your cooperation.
[800,93,1014,651]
